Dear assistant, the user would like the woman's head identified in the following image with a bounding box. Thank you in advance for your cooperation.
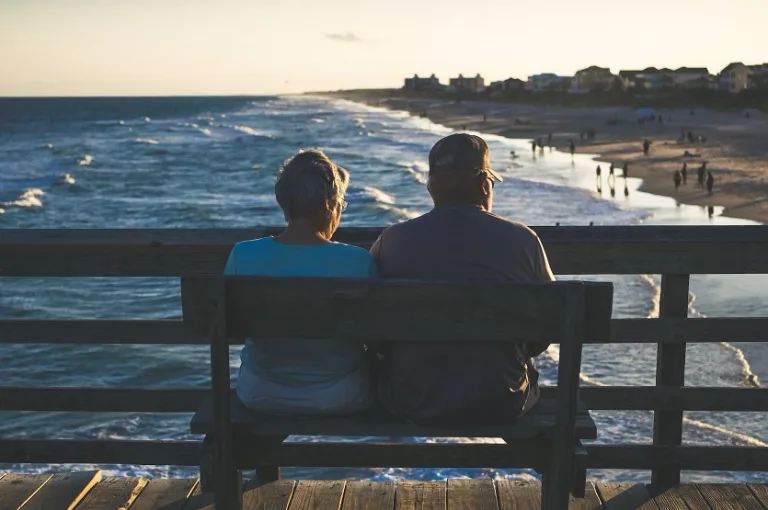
[275,149,349,239]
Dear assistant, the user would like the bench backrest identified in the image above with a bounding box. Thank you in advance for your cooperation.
[181,277,614,343]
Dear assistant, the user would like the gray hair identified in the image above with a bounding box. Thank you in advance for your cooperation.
[275,149,349,219]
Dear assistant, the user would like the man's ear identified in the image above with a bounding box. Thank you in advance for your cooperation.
[480,177,493,197]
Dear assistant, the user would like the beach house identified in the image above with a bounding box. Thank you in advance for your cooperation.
[448,74,485,93]
[748,64,768,88]
[526,73,568,92]
[403,74,443,91]
[719,63,751,92]
[674,67,711,88]
[572,66,615,92]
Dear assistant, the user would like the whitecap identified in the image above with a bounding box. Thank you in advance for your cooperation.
[228,124,272,138]
[78,154,93,166]
[5,188,45,207]
[42,143,54,149]
[0,207,4,214]
[118,120,125,125]
[346,185,396,204]
[311,118,325,123]
[58,173,76,185]
[198,128,212,136]
[142,116,151,122]
[135,138,159,145]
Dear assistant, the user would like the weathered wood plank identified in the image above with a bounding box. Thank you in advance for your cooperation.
[3,317,767,346]
[746,484,768,509]
[287,480,345,510]
[199,397,596,440]
[339,481,394,510]
[182,277,613,345]
[180,482,214,510]
[73,476,148,510]
[652,274,690,488]
[394,481,446,510]
[6,385,768,414]
[697,484,763,510]
[0,473,52,510]
[243,480,295,510]
[20,470,102,510]
[129,478,198,510]
[4,225,768,275]
[0,439,200,466]
[650,484,709,510]
[0,320,196,345]
[596,482,657,510]
[497,480,541,510]
[446,478,497,510]
[572,482,603,510]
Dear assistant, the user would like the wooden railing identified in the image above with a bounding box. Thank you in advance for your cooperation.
[2,226,768,485]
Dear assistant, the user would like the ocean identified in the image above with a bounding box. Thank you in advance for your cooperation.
[1,95,767,483]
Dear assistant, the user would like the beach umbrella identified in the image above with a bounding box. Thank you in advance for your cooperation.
[636,107,655,116]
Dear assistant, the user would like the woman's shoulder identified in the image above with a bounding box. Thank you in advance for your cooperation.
[327,241,373,260]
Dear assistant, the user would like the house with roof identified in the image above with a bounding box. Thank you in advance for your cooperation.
[526,73,569,92]
[572,66,615,91]
[448,74,485,93]
[403,74,443,91]
[674,67,711,88]
[748,64,768,88]
[719,63,751,92]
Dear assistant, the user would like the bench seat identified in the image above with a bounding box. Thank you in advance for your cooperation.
[191,395,597,440]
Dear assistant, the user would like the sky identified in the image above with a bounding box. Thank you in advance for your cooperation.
[1,0,766,96]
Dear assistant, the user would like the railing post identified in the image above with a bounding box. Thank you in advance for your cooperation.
[651,273,690,488]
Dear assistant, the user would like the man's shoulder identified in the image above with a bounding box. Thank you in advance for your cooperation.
[481,211,540,238]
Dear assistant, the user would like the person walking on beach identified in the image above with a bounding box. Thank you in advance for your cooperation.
[531,140,537,153]
[697,162,707,188]
[370,133,554,426]
[707,171,714,196]
[681,163,688,185]
[674,170,682,190]
[547,132,553,146]
[623,162,629,178]
[569,140,575,156]
[642,138,651,156]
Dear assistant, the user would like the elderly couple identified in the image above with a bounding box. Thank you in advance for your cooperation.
[224,133,555,426]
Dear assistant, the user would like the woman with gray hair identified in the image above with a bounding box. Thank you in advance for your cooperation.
[224,149,376,415]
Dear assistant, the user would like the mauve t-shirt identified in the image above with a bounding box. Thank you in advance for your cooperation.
[370,205,555,425]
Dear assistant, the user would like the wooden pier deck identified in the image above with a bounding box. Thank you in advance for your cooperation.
[2,472,768,510]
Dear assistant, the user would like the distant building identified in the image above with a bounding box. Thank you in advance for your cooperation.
[748,64,768,88]
[674,67,710,88]
[572,66,615,91]
[618,70,642,89]
[719,63,751,92]
[526,73,568,92]
[403,74,443,91]
[448,74,485,93]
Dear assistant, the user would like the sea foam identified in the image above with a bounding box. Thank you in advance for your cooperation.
[78,154,93,166]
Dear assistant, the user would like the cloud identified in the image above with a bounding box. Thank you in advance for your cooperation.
[325,32,363,43]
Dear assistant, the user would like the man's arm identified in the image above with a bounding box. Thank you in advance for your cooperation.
[527,235,554,358]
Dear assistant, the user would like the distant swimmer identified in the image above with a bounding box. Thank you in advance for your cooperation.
[609,163,615,177]
[681,163,688,185]
[510,150,518,159]
[706,171,714,196]
[596,165,602,178]
[674,170,682,190]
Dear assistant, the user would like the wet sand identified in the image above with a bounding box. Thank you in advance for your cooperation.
[320,90,768,224]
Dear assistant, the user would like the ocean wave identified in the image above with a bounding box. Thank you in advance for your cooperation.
[397,160,429,184]
[346,185,396,204]
[142,116,151,122]
[135,138,159,145]
[78,154,93,166]
[227,124,273,138]
[3,188,45,207]
[42,143,54,150]
[58,173,76,185]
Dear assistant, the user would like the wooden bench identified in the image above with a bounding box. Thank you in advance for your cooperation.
[182,276,613,510]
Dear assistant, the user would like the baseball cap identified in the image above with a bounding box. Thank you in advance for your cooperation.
[428,133,503,182]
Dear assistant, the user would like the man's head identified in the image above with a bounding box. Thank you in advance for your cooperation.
[427,133,502,211]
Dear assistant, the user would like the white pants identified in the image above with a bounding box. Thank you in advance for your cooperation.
[236,365,374,416]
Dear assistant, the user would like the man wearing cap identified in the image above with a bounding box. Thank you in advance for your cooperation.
[371,133,554,425]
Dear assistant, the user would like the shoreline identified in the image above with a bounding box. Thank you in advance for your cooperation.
[317,91,768,224]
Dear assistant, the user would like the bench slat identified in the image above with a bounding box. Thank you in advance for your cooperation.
[181,277,613,344]
[190,397,597,439]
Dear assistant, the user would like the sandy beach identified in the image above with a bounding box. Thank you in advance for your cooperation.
[321,90,768,224]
